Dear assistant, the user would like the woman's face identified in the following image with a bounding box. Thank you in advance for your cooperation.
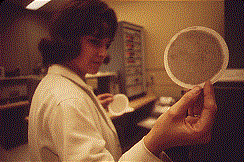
[69,35,111,77]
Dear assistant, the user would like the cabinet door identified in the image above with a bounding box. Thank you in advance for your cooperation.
[0,104,29,150]
[225,1,244,69]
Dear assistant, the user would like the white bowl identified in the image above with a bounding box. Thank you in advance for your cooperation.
[108,94,132,116]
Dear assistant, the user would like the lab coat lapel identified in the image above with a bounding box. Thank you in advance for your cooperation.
[67,77,118,135]
[48,64,117,134]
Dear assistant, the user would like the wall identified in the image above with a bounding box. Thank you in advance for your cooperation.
[0,1,225,98]
[0,3,50,76]
[106,0,225,98]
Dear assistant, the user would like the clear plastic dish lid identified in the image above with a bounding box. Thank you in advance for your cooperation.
[164,26,229,89]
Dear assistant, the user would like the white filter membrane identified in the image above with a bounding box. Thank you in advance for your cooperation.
[108,94,129,116]
[164,26,229,89]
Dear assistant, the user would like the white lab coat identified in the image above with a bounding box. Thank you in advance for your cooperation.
[28,64,171,161]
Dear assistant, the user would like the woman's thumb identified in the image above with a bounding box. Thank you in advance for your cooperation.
[170,86,202,116]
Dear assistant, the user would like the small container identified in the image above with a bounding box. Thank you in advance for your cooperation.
[108,94,130,116]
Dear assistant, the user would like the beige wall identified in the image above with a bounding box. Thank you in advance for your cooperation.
[106,1,225,98]
[1,1,225,98]
[0,3,50,76]
[2,14,49,75]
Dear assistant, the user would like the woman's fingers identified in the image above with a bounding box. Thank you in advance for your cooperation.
[195,81,217,132]
[188,89,204,116]
[97,93,114,110]
[101,97,113,104]
[203,81,217,112]
[169,86,202,118]
[97,93,113,100]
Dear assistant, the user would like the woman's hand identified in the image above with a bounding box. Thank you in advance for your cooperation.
[144,81,217,157]
[97,93,114,111]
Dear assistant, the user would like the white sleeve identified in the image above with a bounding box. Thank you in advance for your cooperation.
[48,98,172,162]
[119,137,172,162]
[48,98,115,161]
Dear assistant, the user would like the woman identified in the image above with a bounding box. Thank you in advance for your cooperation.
[28,0,217,161]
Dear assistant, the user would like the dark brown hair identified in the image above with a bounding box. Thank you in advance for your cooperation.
[39,0,118,67]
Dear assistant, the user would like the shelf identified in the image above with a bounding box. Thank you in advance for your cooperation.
[85,72,117,79]
[129,95,157,110]
[108,94,157,119]
[0,100,30,110]
[0,75,45,81]
[0,72,118,81]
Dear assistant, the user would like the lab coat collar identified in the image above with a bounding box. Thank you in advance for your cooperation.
[48,64,88,90]
[47,64,117,134]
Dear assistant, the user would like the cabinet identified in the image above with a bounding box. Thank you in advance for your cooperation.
[99,21,147,100]
[0,101,30,150]
[111,95,157,153]
[225,1,244,69]
[0,76,40,149]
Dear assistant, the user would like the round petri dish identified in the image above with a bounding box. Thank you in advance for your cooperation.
[164,26,229,89]
[108,94,129,116]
